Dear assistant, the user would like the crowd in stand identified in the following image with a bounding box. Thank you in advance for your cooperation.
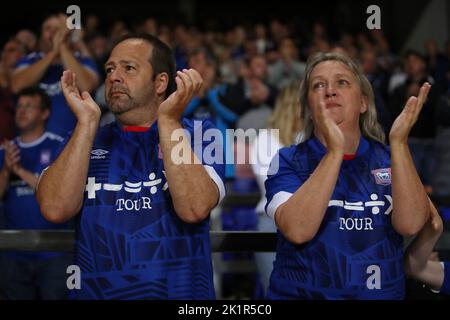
[1,12,450,299]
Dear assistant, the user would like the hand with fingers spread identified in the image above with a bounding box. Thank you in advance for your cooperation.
[315,89,345,155]
[158,68,203,120]
[61,70,101,126]
[389,82,431,145]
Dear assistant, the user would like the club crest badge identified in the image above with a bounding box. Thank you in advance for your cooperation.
[371,168,391,186]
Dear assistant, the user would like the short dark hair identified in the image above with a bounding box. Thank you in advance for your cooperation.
[114,33,176,98]
[17,86,51,112]
[404,49,426,64]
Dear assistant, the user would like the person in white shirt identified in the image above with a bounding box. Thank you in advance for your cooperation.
[250,80,303,296]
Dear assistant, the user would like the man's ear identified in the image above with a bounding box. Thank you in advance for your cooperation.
[41,108,50,122]
[155,72,169,96]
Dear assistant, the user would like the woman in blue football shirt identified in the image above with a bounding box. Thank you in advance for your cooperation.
[264,52,431,299]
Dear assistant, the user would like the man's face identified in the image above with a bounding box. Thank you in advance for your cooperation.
[250,56,267,80]
[104,39,155,115]
[15,95,48,132]
[41,16,61,51]
[406,55,426,78]
[1,40,23,68]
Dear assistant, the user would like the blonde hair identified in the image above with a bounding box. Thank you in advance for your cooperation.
[268,80,302,146]
[299,52,385,144]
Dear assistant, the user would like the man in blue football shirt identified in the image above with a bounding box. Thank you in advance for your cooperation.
[11,14,99,136]
[264,52,431,299]
[37,34,226,299]
[0,87,72,299]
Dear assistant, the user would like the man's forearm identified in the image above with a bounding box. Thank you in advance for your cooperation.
[37,121,98,223]
[60,46,98,92]
[391,142,429,236]
[11,51,57,93]
[158,116,219,223]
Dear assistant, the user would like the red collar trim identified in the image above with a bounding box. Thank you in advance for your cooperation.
[122,126,150,132]
[343,154,356,160]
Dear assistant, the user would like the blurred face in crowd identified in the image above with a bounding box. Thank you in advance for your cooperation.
[1,40,24,68]
[40,15,63,52]
[88,35,108,60]
[15,95,49,132]
[424,40,438,56]
[308,61,367,133]
[16,29,37,52]
[104,39,156,115]
[188,51,208,76]
[280,38,298,61]
[405,54,426,78]
[254,24,266,39]
[360,50,377,75]
[249,55,267,80]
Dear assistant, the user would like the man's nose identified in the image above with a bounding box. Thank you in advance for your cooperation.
[108,69,123,83]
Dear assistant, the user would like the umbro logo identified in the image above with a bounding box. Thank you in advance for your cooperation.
[91,149,109,159]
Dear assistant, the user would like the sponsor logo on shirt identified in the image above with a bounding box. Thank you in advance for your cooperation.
[328,193,393,231]
[85,171,169,212]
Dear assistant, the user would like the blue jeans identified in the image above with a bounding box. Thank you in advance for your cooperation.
[0,254,73,300]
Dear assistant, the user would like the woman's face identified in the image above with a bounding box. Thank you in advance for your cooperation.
[307,60,367,132]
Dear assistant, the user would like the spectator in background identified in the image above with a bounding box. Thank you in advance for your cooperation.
[254,23,272,55]
[432,92,450,207]
[338,32,359,61]
[369,30,396,73]
[0,39,25,142]
[359,48,392,136]
[184,47,219,121]
[219,54,277,121]
[11,14,99,137]
[183,47,237,179]
[86,33,109,81]
[83,14,100,40]
[250,80,303,297]
[268,38,305,90]
[404,200,450,296]
[389,50,441,192]
[15,29,37,54]
[424,39,449,91]
[0,87,72,300]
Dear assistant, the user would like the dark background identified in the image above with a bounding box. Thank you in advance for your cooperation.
[1,0,443,53]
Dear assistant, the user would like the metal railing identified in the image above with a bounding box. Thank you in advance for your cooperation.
[1,192,450,253]
[0,229,450,252]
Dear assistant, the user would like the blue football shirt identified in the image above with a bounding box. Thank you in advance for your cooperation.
[0,132,71,259]
[265,136,404,300]
[67,119,225,299]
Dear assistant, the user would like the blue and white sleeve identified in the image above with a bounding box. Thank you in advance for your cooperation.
[264,147,305,220]
[188,119,226,206]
